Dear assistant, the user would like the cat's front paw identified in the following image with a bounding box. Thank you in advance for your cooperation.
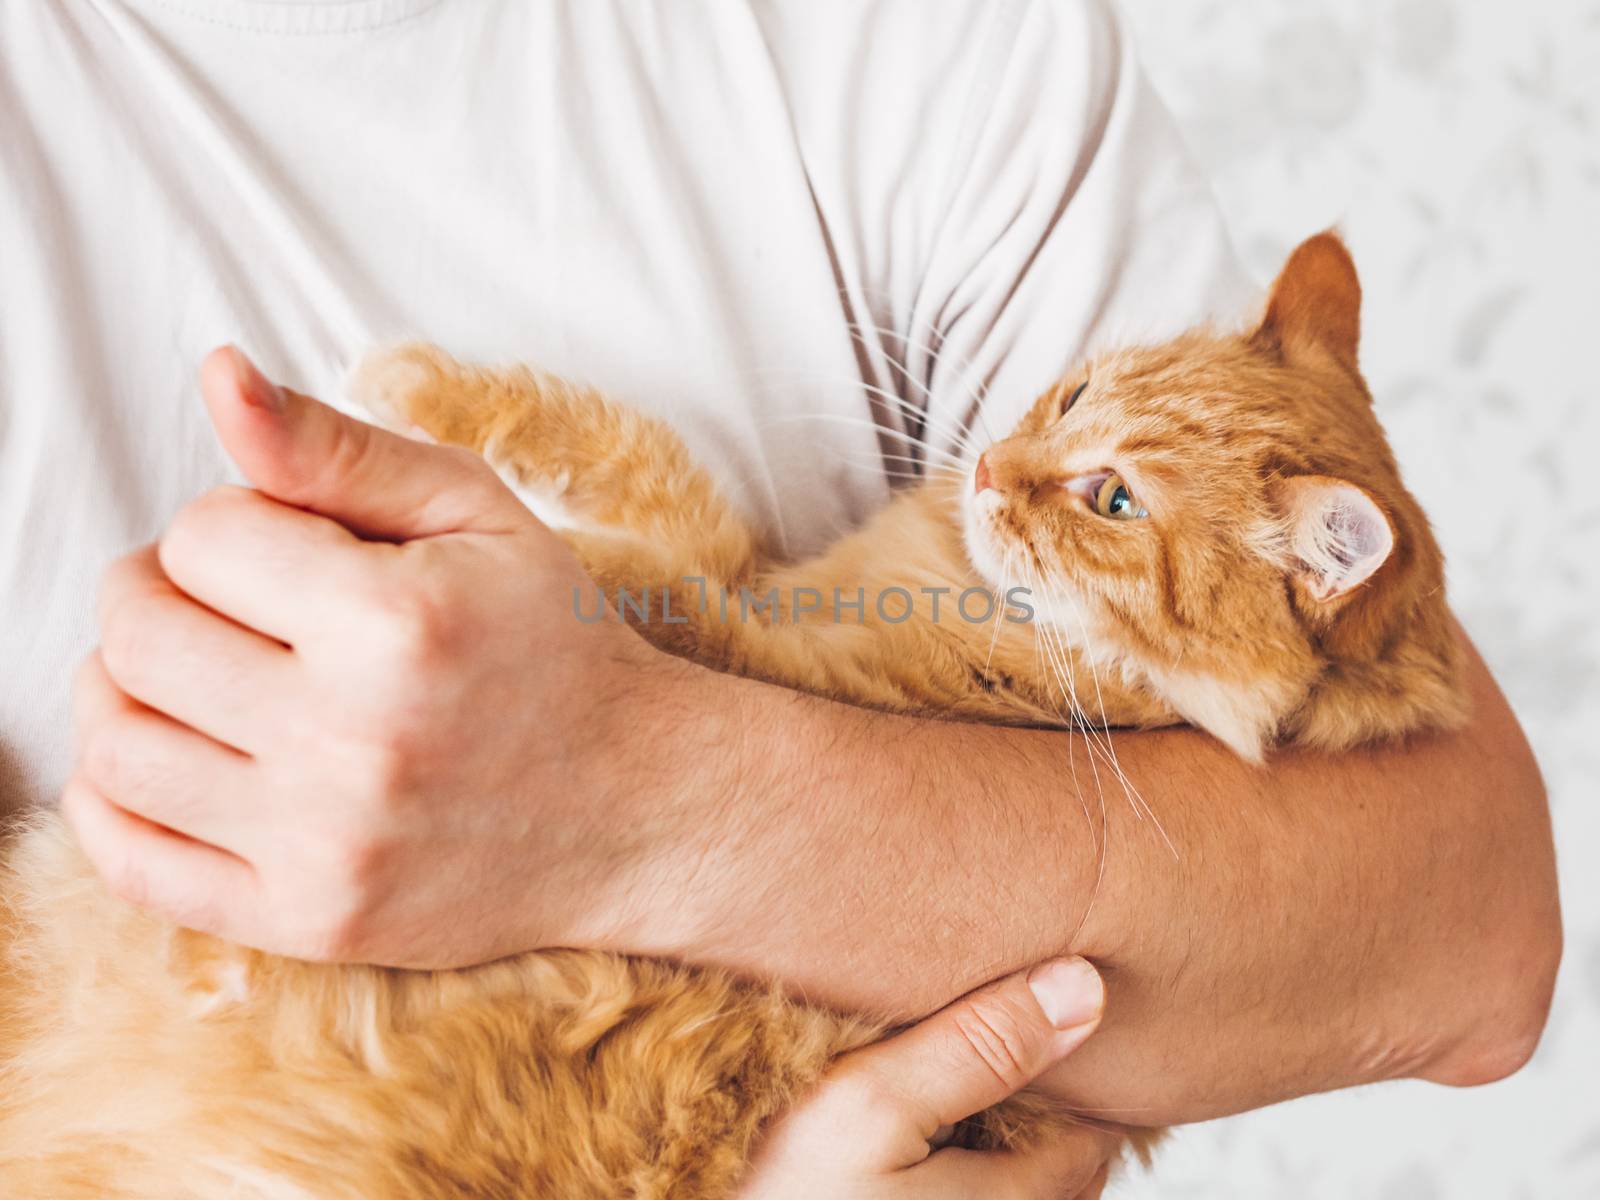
[346,342,456,435]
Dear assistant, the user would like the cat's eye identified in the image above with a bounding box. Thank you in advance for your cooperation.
[1060,379,1088,415]
[1093,473,1147,520]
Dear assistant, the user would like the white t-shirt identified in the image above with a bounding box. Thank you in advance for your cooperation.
[0,0,1252,810]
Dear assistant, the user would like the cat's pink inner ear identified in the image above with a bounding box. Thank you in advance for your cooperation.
[1278,475,1394,602]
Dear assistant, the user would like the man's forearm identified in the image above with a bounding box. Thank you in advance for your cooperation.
[608,627,1560,1125]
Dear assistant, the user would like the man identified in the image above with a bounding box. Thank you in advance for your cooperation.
[1,0,1559,1193]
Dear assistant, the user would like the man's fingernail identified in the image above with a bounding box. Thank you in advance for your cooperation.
[1027,957,1104,1030]
[230,346,286,413]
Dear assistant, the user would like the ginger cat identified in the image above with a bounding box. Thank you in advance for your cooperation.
[0,234,1466,1198]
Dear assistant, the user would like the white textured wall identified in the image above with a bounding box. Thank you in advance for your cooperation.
[1109,1,1600,1195]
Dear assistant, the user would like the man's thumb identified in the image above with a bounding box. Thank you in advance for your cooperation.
[199,346,526,540]
[847,957,1105,1144]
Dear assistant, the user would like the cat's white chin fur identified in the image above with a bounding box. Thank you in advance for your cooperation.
[960,489,1012,593]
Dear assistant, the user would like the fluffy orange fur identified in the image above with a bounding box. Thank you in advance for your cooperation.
[0,234,1465,1197]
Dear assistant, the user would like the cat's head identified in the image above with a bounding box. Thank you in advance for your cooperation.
[963,233,1464,760]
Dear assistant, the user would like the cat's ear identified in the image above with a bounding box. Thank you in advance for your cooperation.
[1275,475,1394,602]
[1252,232,1362,367]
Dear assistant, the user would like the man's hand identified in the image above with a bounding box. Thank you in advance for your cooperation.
[65,347,690,965]
[741,958,1117,1200]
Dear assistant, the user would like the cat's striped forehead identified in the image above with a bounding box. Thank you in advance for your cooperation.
[1039,328,1390,500]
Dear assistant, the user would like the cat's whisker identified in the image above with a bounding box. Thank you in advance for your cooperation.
[805,313,997,455]
[753,367,983,459]
[1023,574,1104,759]
[737,366,983,467]
[1016,565,1098,771]
[982,550,1014,676]
[1020,573,1120,768]
[1037,607,1116,786]
[830,458,968,491]
[1039,640,1116,945]
[854,451,969,478]
[764,414,971,469]
[1018,561,1138,815]
[844,310,1004,480]
[676,372,975,497]
[865,448,968,468]
[1052,588,1176,860]
[692,355,986,462]
[1023,598,1093,814]
[1050,617,1150,825]
[868,465,963,487]
[842,320,987,410]
[840,314,1004,472]
[843,315,997,423]
[851,379,987,456]
[1017,563,1110,936]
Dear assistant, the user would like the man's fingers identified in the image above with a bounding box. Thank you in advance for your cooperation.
[97,545,294,752]
[199,346,527,540]
[71,649,138,757]
[746,962,1113,1195]
[910,1131,1120,1200]
[72,649,260,857]
[876,958,1104,1135]
[61,776,259,936]
[1014,1132,1117,1200]
[1078,1160,1112,1199]
[78,698,258,854]
[157,484,383,645]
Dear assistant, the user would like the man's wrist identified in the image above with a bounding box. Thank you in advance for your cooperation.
[574,645,765,961]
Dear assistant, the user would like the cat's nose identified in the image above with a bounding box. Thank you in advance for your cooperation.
[974,454,993,494]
